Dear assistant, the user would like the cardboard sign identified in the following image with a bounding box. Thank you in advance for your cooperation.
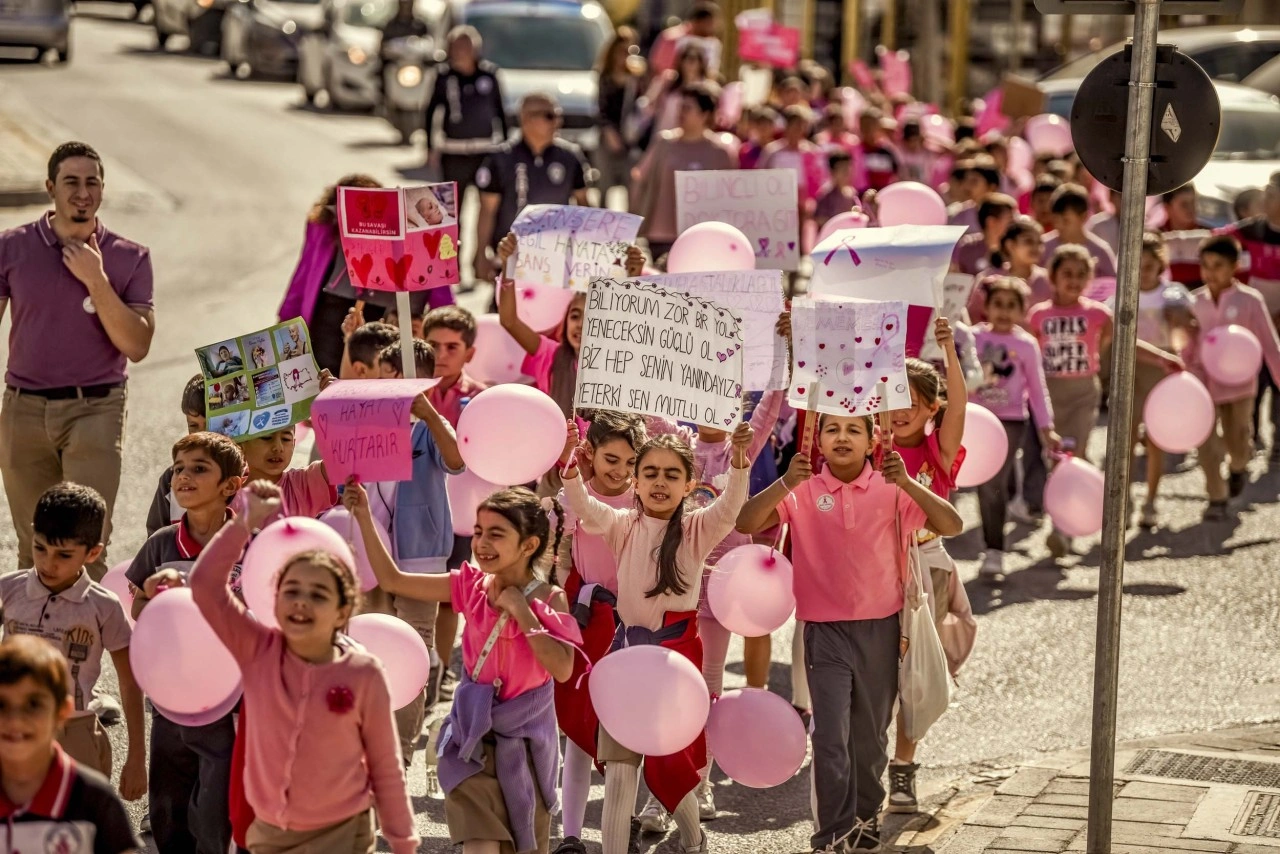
[738,22,800,68]
[337,185,460,292]
[640,269,787,391]
[676,169,800,271]
[1000,74,1047,120]
[311,379,439,482]
[575,279,744,429]
[919,273,978,362]
[810,225,968,309]
[197,319,321,440]
[788,297,910,417]
[511,205,643,292]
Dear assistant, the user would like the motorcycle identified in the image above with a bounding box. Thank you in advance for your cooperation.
[381,36,433,145]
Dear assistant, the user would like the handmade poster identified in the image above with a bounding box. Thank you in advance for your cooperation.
[311,378,439,482]
[788,296,910,417]
[640,269,787,391]
[336,184,460,292]
[809,225,967,309]
[575,279,744,429]
[197,318,321,440]
[1165,229,1213,266]
[675,169,800,271]
[738,21,800,68]
[510,205,643,291]
[919,273,977,362]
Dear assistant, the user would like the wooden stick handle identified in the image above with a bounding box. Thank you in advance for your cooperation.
[799,382,821,457]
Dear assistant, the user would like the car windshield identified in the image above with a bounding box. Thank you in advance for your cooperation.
[1213,105,1280,160]
[342,0,391,26]
[467,13,603,70]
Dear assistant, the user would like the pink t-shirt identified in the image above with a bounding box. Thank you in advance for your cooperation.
[1025,297,1113,379]
[894,431,963,501]
[558,482,632,592]
[973,325,1055,428]
[522,335,561,395]
[250,462,336,525]
[449,562,582,701]
[776,465,927,623]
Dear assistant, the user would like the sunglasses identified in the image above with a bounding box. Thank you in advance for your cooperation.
[526,110,561,121]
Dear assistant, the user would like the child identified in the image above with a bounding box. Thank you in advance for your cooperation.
[813,150,858,232]
[348,478,580,854]
[561,424,754,854]
[736,416,963,853]
[147,373,208,536]
[239,423,336,520]
[0,635,139,853]
[952,194,1017,276]
[383,307,426,341]
[886,321,975,813]
[1042,184,1118,279]
[551,412,646,854]
[161,479,416,853]
[814,103,857,159]
[214,345,243,375]
[972,278,1059,579]
[1028,174,1062,233]
[968,219,1051,325]
[896,120,936,185]
[1188,235,1280,520]
[0,484,146,802]
[856,107,900,193]
[366,338,466,760]
[738,105,780,170]
[759,105,830,218]
[341,320,400,380]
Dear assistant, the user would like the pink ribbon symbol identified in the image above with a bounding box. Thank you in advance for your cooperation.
[823,235,862,267]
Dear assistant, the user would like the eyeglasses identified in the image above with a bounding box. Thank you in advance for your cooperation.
[525,111,561,121]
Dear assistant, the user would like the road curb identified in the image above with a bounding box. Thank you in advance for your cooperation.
[0,186,49,208]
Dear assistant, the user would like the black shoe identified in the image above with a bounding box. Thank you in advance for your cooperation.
[628,817,642,854]
[426,659,443,708]
[886,761,919,813]
[552,837,587,854]
[1229,470,1247,498]
[1204,500,1229,522]
[848,816,882,851]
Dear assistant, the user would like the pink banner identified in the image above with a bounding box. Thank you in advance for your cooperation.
[337,185,461,292]
[738,22,800,69]
[312,379,439,482]
[877,48,912,98]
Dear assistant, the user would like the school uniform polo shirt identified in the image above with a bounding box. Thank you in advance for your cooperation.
[0,570,131,715]
[476,138,590,248]
[0,743,138,853]
[776,465,927,623]
[125,511,230,590]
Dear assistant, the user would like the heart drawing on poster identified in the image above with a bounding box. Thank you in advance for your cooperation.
[421,230,443,258]
[351,254,374,287]
[386,256,413,289]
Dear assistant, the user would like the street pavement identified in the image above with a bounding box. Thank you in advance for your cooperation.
[1,13,1280,852]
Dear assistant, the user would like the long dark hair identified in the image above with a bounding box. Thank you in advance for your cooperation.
[478,487,565,587]
[635,435,696,599]
[905,357,947,431]
[308,174,382,226]
[547,294,585,418]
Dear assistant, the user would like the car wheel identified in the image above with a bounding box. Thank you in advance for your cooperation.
[55,45,70,63]
[155,23,170,50]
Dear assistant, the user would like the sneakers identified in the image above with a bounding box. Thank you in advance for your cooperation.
[1138,502,1158,529]
[886,761,919,813]
[89,694,122,727]
[695,778,717,821]
[1203,500,1229,522]
[552,837,587,854]
[1008,496,1041,524]
[847,817,882,851]
[682,830,709,854]
[629,816,642,854]
[979,550,1005,581]
[1046,529,1070,559]
[439,668,459,701]
[638,793,672,833]
[1229,470,1247,498]
[1270,444,1280,467]
[426,658,444,707]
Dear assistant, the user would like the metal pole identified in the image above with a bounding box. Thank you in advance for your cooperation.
[1087,0,1160,851]
[947,0,970,114]
[881,0,896,50]
[1010,0,1025,73]
[842,0,861,85]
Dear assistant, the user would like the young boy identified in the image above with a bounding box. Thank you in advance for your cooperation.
[238,425,335,520]
[341,320,400,380]
[147,373,209,536]
[814,150,857,232]
[384,306,425,340]
[367,338,465,757]
[1043,183,1118,278]
[128,432,245,854]
[0,635,139,853]
[1190,235,1280,520]
[0,484,147,803]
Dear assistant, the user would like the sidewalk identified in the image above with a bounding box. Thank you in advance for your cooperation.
[903,722,1280,853]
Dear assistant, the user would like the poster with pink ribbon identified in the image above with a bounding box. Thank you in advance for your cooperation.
[311,378,440,482]
[788,296,910,417]
[337,185,460,292]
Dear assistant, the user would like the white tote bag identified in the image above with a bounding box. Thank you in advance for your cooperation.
[896,499,952,743]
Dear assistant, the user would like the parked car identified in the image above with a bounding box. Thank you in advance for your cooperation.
[0,0,70,62]
[221,0,324,79]
[153,0,230,54]
[1043,26,1280,87]
[1244,53,1280,100]
[1039,79,1280,228]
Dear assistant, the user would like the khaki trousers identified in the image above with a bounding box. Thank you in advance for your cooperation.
[361,586,437,758]
[58,713,112,776]
[0,386,127,579]
[247,809,375,854]
[1199,396,1255,502]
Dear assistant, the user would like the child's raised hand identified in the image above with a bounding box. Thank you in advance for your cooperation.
[318,368,335,391]
[143,568,186,600]
[782,451,812,488]
[341,305,365,341]
[496,233,517,269]
[935,316,955,352]
[775,311,792,341]
[343,476,370,517]
[560,420,580,464]
[244,479,283,530]
[495,583,531,619]
[624,244,645,277]
[731,420,754,451]
[881,450,910,486]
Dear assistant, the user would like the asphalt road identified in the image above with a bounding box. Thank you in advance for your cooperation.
[0,14,1278,852]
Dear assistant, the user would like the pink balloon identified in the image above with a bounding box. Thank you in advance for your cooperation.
[318,507,387,592]
[446,469,506,536]
[920,113,955,148]
[130,588,241,715]
[1144,372,1214,454]
[955,404,1010,488]
[1201,324,1262,386]
[816,210,871,245]
[347,614,432,710]
[590,645,709,756]
[241,517,356,629]
[515,285,576,333]
[706,689,806,788]
[668,223,755,274]
[1023,114,1074,158]
[1044,457,1105,538]
[102,560,135,627]
[707,544,795,637]
[875,181,947,227]
[457,385,565,485]
[469,314,528,385]
[152,684,243,727]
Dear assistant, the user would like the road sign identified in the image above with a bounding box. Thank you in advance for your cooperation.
[1070,45,1220,196]
[1035,0,1242,12]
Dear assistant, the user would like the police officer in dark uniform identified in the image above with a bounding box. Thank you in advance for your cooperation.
[474,92,592,282]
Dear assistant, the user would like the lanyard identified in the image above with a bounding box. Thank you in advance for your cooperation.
[471,578,542,689]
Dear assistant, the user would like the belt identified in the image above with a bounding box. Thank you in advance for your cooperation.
[7,382,123,400]
[435,138,499,155]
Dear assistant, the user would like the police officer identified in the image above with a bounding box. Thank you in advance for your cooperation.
[474,92,592,282]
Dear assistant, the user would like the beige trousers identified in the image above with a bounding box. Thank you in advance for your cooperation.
[1199,396,1255,502]
[247,809,375,854]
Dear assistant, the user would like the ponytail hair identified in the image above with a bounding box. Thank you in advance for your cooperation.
[905,357,947,430]
[635,435,697,599]
[477,487,565,586]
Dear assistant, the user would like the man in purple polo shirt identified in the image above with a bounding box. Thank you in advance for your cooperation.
[0,142,155,579]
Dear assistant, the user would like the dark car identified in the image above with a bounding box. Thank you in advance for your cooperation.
[154,0,231,54]
[220,0,323,79]
[0,0,70,62]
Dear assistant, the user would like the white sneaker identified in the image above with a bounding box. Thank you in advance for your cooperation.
[695,779,717,820]
[638,794,672,834]
[1138,503,1158,529]
[1008,496,1041,524]
[979,550,1005,581]
[682,830,708,854]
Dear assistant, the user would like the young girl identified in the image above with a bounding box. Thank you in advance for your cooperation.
[349,478,580,854]
[973,278,1060,580]
[551,412,647,854]
[561,424,755,854]
[968,219,1051,325]
[178,480,415,854]
[737,415,963,853]
[886,319,975,814]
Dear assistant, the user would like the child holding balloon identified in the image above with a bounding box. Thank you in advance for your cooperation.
[736,414,963,853]
[347,477,581,854]
[561,423,754,854]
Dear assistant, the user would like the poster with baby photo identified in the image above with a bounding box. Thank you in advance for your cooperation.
[196,317,322,441]
[788,296,911,417]
[337,184,460,293]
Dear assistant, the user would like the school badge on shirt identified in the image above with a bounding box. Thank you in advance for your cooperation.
[547,163,566,185]
[816,494,835,512]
